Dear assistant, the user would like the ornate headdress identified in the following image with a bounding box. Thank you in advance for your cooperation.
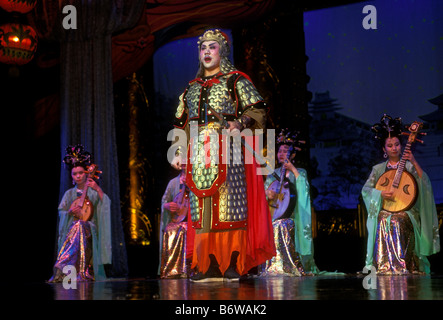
[276,128,305,163]
[63,144,91,169]
[371,114,404,142]
[196,29,235,78]
[197,29,230,57]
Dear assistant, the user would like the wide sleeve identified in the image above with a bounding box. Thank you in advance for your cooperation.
[95,192,112,265]
[406,162,441,257]
[361,163,384,268]
[57,188,76,250]
[292,168,313,256]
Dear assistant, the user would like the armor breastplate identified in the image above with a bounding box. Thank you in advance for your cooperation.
[187,132,248,229]
[184,73,249,229]
[173,71,265,131]
[186,74,236,120]
[176,71,266,231]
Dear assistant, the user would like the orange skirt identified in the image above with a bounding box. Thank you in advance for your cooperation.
[191,229,246,275]
[190,160,276,276]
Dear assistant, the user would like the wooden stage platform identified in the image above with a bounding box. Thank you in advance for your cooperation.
[10,274,441,319]
[21,274,443,300]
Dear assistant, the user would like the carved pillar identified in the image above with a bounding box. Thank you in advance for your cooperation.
[124,73,152,246]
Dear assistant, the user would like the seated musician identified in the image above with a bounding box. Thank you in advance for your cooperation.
[261,129,319,276]
[158,162,194,278]
[362,115,440,275]
[48,145,112,283]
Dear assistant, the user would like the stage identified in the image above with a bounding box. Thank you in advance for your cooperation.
[22,274,443,301]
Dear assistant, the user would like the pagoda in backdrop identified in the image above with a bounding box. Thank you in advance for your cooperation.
[417,93,443,204]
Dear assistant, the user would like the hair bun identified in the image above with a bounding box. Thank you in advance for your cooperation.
[63,144,91,169]
[371,114,404,141]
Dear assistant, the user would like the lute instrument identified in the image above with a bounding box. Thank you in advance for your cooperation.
[267,154,297,220]
[172,183,189,223]
[69,164,101,221]
[375,121,424,212]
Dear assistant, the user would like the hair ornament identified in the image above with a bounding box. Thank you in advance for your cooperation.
[276,128,305,157]
[371,114,404,141]
[63,144,91,169]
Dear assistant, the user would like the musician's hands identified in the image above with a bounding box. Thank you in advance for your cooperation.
[266,189,277,200]
[86,178,99,191]
[226,121,241,136]
[164,202,179,213]
[402,149,423,178]
[402,149,416,165]
[179,174,187,185]
[171,155,183,170]
[69,206,83,218]
[282,160,299,178]
[86,178,104,201]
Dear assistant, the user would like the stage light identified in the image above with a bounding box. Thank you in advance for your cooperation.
[0,22,38,65]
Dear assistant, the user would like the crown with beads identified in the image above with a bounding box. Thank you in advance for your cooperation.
[197,29,230,57]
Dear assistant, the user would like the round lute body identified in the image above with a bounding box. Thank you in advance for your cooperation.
[375,169,418,212]
[69,164,101,221]
[267,179,293,220]
[375,121,424,213]
[172,185,189,223]
[70,196,94,221]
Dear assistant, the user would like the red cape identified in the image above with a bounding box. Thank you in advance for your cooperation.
[243,159,276,272]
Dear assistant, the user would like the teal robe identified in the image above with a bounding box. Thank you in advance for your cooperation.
[57,187,112,280]
[362,161,440,274]
[264,167,318,273]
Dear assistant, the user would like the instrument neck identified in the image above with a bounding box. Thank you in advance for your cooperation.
[78,178,90,205]
[277,166,286,194]
[392,141,412,188]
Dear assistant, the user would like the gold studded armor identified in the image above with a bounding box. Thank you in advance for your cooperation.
[173,71,266,232]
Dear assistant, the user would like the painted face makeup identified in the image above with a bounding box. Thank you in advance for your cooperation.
[199,41,221,76]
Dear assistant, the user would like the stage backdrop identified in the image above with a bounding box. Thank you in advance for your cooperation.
[152,0,442,213]
[304,0,443,210]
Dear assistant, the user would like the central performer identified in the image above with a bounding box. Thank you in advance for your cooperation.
[172,29,275,281]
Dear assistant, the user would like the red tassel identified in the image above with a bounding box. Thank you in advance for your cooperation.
[204,133,211,169]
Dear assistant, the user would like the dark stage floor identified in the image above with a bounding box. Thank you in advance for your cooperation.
[22,274,443,301]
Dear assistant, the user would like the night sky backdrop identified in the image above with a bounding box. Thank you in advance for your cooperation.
[304,0,443,125]
[304,0,443,206]
[152,0,442,210]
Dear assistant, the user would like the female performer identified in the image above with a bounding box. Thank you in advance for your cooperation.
[48,145,112,282]
[158,164,194,278]
[262,129,318,276]
[362,115,440,274]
